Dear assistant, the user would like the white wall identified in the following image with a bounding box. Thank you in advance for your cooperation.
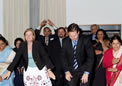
[66,0,122,25]
[0,0,3,35]
[121,24,122,39]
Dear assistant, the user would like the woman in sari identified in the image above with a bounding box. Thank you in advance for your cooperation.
[0,37,15,86]
[92,29,110,86]
[103,35,122,86]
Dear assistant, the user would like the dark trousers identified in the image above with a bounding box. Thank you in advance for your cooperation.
[51,73,68,86]
[67,74,89,86]
[14,69,24,86]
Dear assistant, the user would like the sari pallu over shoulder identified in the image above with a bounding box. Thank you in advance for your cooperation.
[109,55,122,86]
[108,46,122,86]
[0,46,15,86]
[0,46,15,75]
[103,48,113,85]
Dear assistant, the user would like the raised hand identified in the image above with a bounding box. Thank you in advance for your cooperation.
[48,19,54,26]
[40,20,47,27]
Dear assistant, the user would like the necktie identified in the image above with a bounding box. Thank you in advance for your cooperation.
[73,41,78,70]
[45,37,49,46]
[59,38,62,47]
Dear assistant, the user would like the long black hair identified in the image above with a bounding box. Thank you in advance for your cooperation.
[0,36,8,45]
[96,29,109,40]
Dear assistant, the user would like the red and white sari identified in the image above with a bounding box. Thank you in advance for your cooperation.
[103,46,122,86]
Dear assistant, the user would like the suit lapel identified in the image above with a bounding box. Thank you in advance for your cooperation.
[68,38,74,56]
[76,36,82,54]
[24,42,28,61]
[32,41,36,59]
[58,38,62,48]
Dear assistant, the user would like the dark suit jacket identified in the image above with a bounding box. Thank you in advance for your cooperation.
[48,38,64,76]
[37,35,55,46]
[13,48,24,68]
[35,29,57,53]
[8,41,53,72]
[35,29,57,45]
[61,34,94,75]
[88,34,97,45]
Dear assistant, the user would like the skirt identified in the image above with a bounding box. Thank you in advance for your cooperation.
[24,66,52,86]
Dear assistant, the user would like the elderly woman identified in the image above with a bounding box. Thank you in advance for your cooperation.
[3,28,55,86]
[103,35,122,86]
[0,37,15,86]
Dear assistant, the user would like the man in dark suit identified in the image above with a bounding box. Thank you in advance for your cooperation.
[61,23,94,86]
[35,20,57,52]
[49,27,67,86]
[89,24,99,45]
[38,27,55,45]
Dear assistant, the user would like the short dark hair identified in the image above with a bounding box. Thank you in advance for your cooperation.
[67,23,80,33]
[57,27,66,32]
[14,38,24,46]
[110,35,122,44]
[91,24,99,29]
[0,36,8,45]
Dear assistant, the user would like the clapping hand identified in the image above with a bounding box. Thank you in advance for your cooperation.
[112,58,120,64]
[108,68,117,72]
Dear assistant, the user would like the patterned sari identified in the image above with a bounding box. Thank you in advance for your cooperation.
[0,46,15,86]
[103,46,122,86]
[109,46,122,86]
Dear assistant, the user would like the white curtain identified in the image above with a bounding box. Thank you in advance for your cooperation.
[3,0,29,47]
[3,0,66,46]
[40,0,66,27]
[0,0,3,35]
